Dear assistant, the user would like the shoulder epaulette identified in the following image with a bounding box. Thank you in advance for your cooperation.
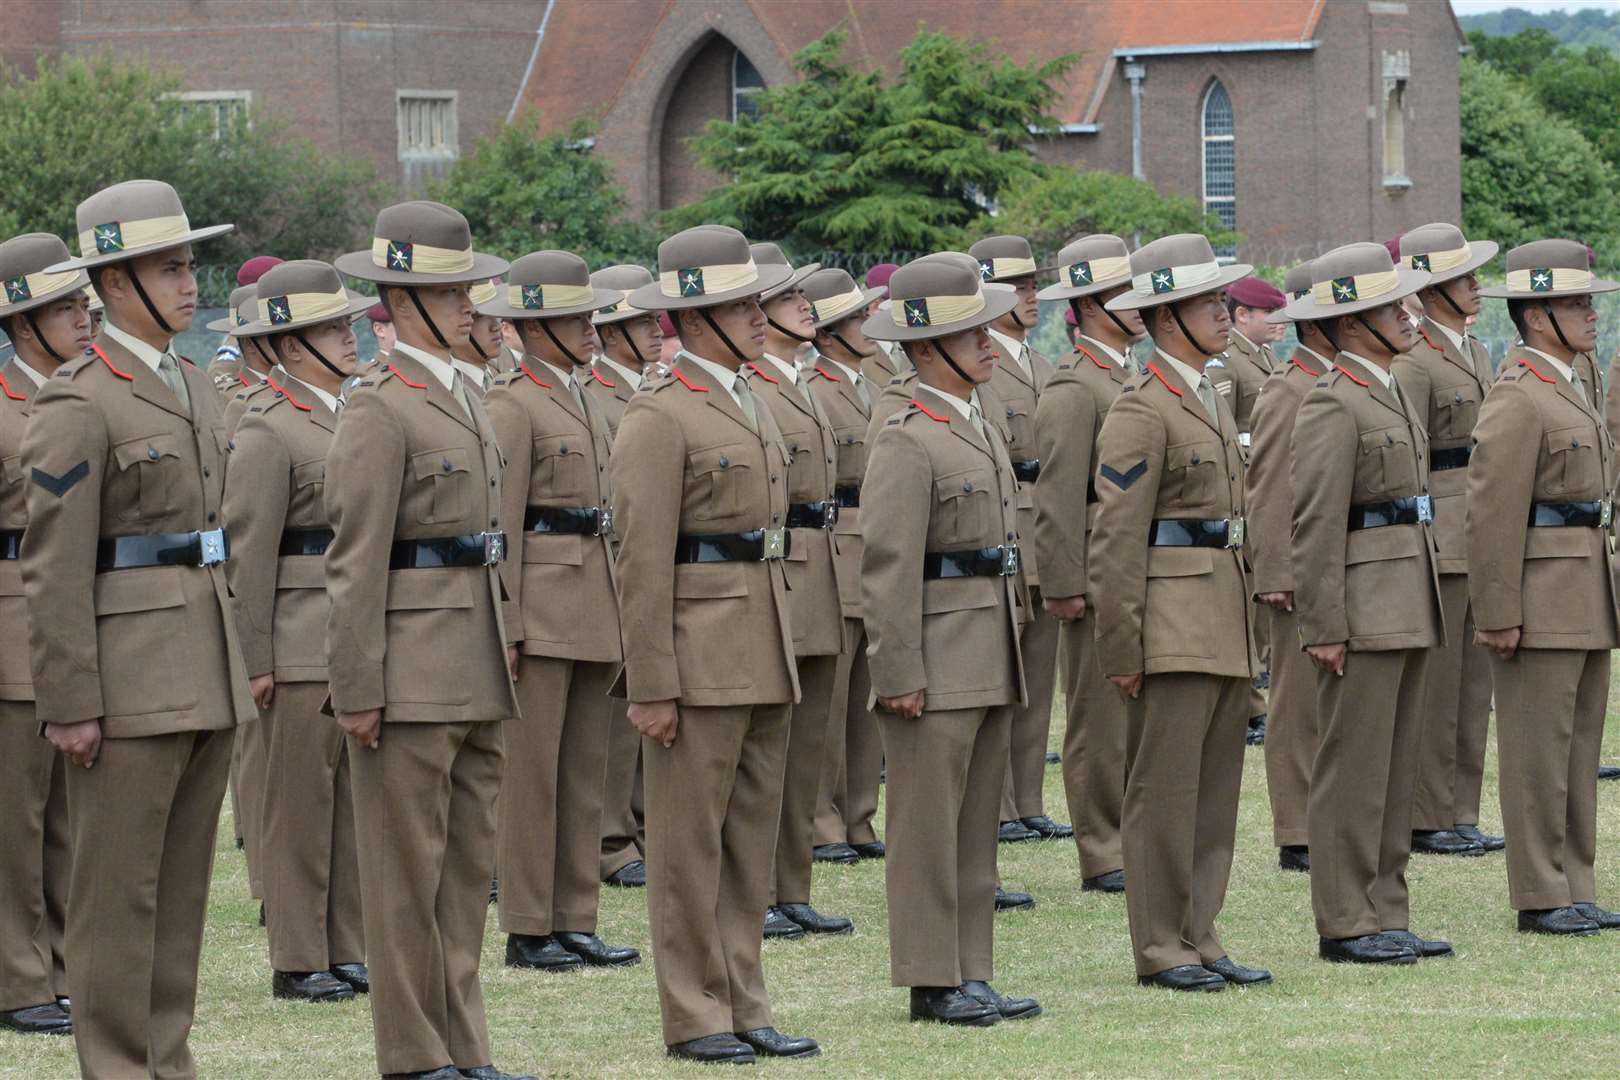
[55,356,95,379]
[491,370,522,389]
[644,371,679,393]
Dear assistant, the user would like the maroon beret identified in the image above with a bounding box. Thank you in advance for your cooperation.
[1064,306,1078,326]
[366,302,390,323]
[1226,276,1286,311]
[658,311,677,338]
[864,262,900,294]
[237,255,284,286]
[1382,233,1404,264]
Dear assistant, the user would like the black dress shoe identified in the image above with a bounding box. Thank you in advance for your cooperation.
[1082,869,1126,893]
[1137,964,1225,992]
[1574,903,1620,930]
[0,1002,72,1035]
[763,907,806,940]
[259,901,266,927]
[1045,750,1061,765]
[1019,815,1074,840]
[554,931,641,966]
[850,840,886,860]
[272,969,355,1002]
[55,996,70,1013]
[995,886,1035,912]
[777,902,854,936]
[997,820,1039,843]
[1381,930,1453,958]
[1600,765,1620,781]
[1453,823,1504,852]
[383,1068,462,1080]
[460,1067,538,1080]
[1246,716,1266,746]
[735,1027,820,1058]
[812,842,859,864]
[604,859,646,888]
[667,1034,755,1063]
[1411,829,1485,856]
[1278,845,1311,872]
[909,986,999,1026]
[331,962,370,993]
[1318,933,1418,964]
[962,979,1042,1019]
[1206,956,1273,985]
[504,933,585,971]
[1518,906,1600,935]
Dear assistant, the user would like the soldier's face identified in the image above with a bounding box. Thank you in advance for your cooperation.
[688,298,767,363]
[1431,272,1481,318]
[931,326,995,385]
[295,315,359,377]
[1093,286,1146,340]
[1544,295,1598,353]
[372,320,396,353]
[618,314,662,363]
[469,313,504,359]
[820,311,875,359]
[763,288,813,341]
[1362,301,1417,354]
[1008,275,1039,327]
[401,284,473,349]
[103,245,198,336]
[1171,292,1230,355]
[539,314,598,366]
[20,291,93,362]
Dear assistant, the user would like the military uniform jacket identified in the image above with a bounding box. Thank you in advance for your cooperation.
[1245,348,1331,596]
[583,358,637,437]
[1290,359,1445,652]
[222,381,337,684]
[19,334,255,736]
[323,353,518,723]
[866,370,1011,458]
[224,375,276,436]
[1089,358,1256,679]
[861,393,1026,710]
[486,360,622,664]
[0,363,38,701]
[989,339,1055,588]
[1207,331,1275,443]
[1030,339,1129,600]
[610,353,799,707]
[207,354,250,399]
[1391,319,1491,575]
[861,341,907,387]
[805,361,870,620]
[743,361,844,657]
[1466,348,1618,650]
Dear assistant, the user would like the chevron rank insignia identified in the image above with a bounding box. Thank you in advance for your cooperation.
[1100,459,1148,491]
[1150,268,1175,294]
[677,268,705,297]
[386,240,413,271]
[1409,253,1430,271]
[1530,268,1553,292]
[1068,262,1092,287]
[1331,277,1358,303]
[267,297,292,325]
[978,259,995,282]
[31,460,89,498]
[903,298,930,328]
[92,223,124,254]
[522,284,544,309]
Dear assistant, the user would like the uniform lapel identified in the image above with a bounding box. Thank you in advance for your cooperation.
[95,335,192,423]
[307,394,338,433]
[1422,319,1486,395]
[1149,359,1222,435]
[389,352,479,434]
[1077,337,1131,386]
[674,355,758,441]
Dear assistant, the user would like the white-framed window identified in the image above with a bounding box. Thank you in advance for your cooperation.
[168,90,251,138]
[732,49,764,121]
[396,91,458,162]
[1201,80,1237,260]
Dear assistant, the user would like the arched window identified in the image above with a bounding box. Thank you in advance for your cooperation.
[1201,80,1236,259]
[732,49,764,121]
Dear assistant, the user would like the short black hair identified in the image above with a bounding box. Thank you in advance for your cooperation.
[1506,298,1532,342]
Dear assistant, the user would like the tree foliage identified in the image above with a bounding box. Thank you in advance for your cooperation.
[985,170,1237,263]
[1459,7,1620,54]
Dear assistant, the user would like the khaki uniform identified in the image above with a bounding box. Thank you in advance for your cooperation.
[862,393,1025,987]
[1601,351,1620,433]
[487,360,622,938]
[611,353,798,1045]
[21,335,255,1078]
[222,380,363,974]
[868,369,1010,450]
[861,340,908,387]
[1089,358,1256,975]
[0,362,69,1014]
[206,354,250,398]
[1291,359,1444,940]
[325,353,517,1076]
[1245,347,1331,848]
[1468,350,1617,911]
[1030,339,1129,878]
[1391,321,1494,832]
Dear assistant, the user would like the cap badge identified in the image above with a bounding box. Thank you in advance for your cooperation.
[1409,253,1430,271]
[92,223,124,254]
[677,267,705,297]
[3,277,30,304]
[903,298,931,328]
[1069,262,1092,287]
[267,297,292,325]
[522,284,544,310]
[1150,268,1175,294]
[1530,269,1553,292]
[386,240,413,272]
[977,259,994,282]
[1331,277,1358,303]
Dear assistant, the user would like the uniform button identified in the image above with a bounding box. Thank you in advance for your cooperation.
[1191,454,1201,464]
[1005,407,1014,418]
[1385,434,1394,445]
[207,512,217,523]
[203,467,211,477]
[1454,392,1464,402]
[963,481,974,492]
[1003,498,1009,507]
[491,519,498,527]
[148,447,160,461]
[1573,438,1581,448]
[719,455,730,468]
[1008,532,1015,541]
[772,513,779,523]
[560,443,568,454]
[442,458,453,472]
[490,479,496,487]
[771,476,777,484]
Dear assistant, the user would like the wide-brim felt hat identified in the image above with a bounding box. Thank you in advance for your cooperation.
[205,284,264,334]
[1037,233,1133,301]
[237,260,374,335]
[1282,242,1429,321]
[751,242,820,302]
[1479,238,1619,300]
[968,234,1053,282]
[334,200,508,286]
[590,265,657,325]
[477,250,622,320]
[47,179,233,272]
[1265,259,1317,324]
[628,225,794,311]
[859,252,1019,343]
[1398,223,1497,286]
[803,268,885,330]
[0,233,90,319]
[1105,233,1252,312]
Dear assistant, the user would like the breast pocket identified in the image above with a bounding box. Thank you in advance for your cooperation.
[689,444,753,522]
[533,433,586,500]
[1003,401,1034,457]
[833,425,866,479]
[1432,386,1480,441]
[1,454,25,527]
[410,447,471,525]
[288,459,325,527]
[1356,427,1418,496]
[1545,426,1599,497]
[1163,442,1218,508]
[111,432,183,520]
[933,467,995,547]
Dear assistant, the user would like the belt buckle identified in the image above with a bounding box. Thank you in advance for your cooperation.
[1602,499,1614,529]
[1415,495,1435,525]
[482,531,507,565]
[197,528,228,567]
[823,502,839,529]
[597,506,615,537]
[1225,518,1246,550]
[1000,544,1020,576]
[761,528,787,560]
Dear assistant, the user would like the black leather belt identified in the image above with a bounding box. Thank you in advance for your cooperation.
[278,528,334,557]
[1430,446,1472,471]
[1529,500,1612,528]
[833,485,861,509]
[524,505,612,537]
[674,529,790,563]
[1147,518,1244,549]
[97,528,229,572]
[785,501,838,529]
[389,532,507,569]
[0,529,21,560]
[1347,496,1434,531]
[923,545,1020,579]
[1012,459,1041,483]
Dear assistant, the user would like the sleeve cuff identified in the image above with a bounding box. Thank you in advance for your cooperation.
[626,657,682,704]
[329,666,385,715]
[869,650,926,700]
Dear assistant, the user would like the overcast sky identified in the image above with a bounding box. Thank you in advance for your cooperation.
[1449,0,1619,16]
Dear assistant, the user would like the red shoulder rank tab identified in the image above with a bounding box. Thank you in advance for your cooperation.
[1333,363,1369,387]
[588,368,615,389]
[813,364,840,382]
[1517,357,1556,384]
[745,361,778,384]
[1144,361,1183,397]
[237,370,252,389]
[0,369,26,402]
[671,368,709,393]
[909,398,950,423]
[269,376,312,412]
[1290,354,1320,377]
[1075,344,1110,371]
[518,363,553,390]
[1418,328,1446,356]
[91,343,134,381]
[386,362,428,390]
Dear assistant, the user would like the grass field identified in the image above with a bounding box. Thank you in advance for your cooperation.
[6,693,1620,1079]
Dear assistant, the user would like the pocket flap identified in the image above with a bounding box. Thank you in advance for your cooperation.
[384,568,475,610]
[534,433,585,460]
[935,469,992,502]
[1145,545,1214,578]
[522,531,583,566]
[673,565,750,599]
[1546,427,1590,455]
[921,577,999,614]
[1165,442,1214,470]
[1345,523,1424,565]
[291,460,326,488]
[1359,428,1410,454]
[1433,386,1479,408]
[411,447,471,480]
[1,454,22,486]
[689,444,752,477]
[94,565,187,615]
[1524,526,1595,560]
[275,555,327,589]
[112,432,181,471]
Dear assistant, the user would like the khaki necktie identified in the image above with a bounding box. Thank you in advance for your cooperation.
[1570,369,1589,405]
[1015,343,1032,380]
[853,372,872,411]
[733,375,759,433]
[968,398,989,444]
[792,375,814,410]
[451,371,474,420]
[157,351,191,415]
[1195,375,1220,426]
[567,373,588,416]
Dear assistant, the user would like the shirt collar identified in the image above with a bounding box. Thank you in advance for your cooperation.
[680,349,742,401]
[1524,347,1577,386]
[1078,335,1129,370]
[1430,318,1467,355]
[540,358,576,388]
[1156,349,1210,395]
[281,373,339,414]
[1295,344,1333,370]
[11,358,48,389]
[103,319,170,374]
[988,327,1029,373]
[393,341,458,393]
[917,381,981,426]
[597,354,642,390]
[451,358,490,389]
[821,356,862,384]
[762,353,799,384]
[1340,351,1395,390]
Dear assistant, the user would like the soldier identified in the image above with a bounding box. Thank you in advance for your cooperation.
[1091,233,1266,992]
[1030,233,1144,895]
[85,284,104,342]
[452,278,505,397]
[1287,243,1450,965]
[1470,240,1620,937]
[22,179,255,1076]
[327,200,532,1080]
[1247,260,1332,874]
[614,225,817,1063]
[860,253,1039,1026]
[480,252,642,973]
[368,301,396,360]
[1390,223,1503,858]
[967,235,1068,845]
[801,268,888,865]
[206,255,283,393]
[0,233,87,1038]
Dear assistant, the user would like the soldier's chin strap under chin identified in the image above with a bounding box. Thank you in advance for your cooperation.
[1541,302,1578,355]
[23,309,68,364]
[828,330,871,361]
[404,287,450,350]
[539,319,583,368]
[1353,313,1402,358]
[1070,297,1137,342]
[932,339,974,384]
[699,308,751,366]
[766,315,814,343]
[124,264,177,336]
[1170,301,1220,358]
[1431,279,1467,319]
[291,332,350,380]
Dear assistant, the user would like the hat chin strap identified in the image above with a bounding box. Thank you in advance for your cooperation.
[1353,313,1401,358]
[1541,302,1578,355]
[23,309,69,365]
[1431,279,1468,319]
[404,287,451,350]
[126,264,176,336]
[698,308,751,367]
[1170,301,1219,359]
[827,330,873,362]
[1072,297,1137,342]
[766,314,814,344]
[291,331,350,380]
[539,319,584,369]
[932,338,975,385]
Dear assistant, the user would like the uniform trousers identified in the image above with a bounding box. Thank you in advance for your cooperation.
[1412,575,1493,831]
[1249,599,1271,721]
[880,704,1012,988]
[773,653,840,904]
[645,702,790,1046]
[0,701,69,1010]
[349,720,503,1076]
[66,727,231,1080]
[1122,673,1247,976]
[237,712,271,900]
[1492,648,1607,911]
[261,682,363,972]
[597,696,645,879]
[499,656,615,936]
[1310,648,1427,939]
[813,620,882,847]
[1263,608,1315,848]
[1057,614,1124,878]
[1002,591,1059,821]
